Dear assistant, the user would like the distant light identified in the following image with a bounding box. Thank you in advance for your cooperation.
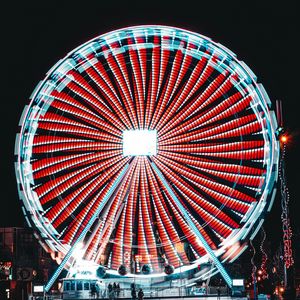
[258,269,262,275]
[280,135,288,143]
[232,279,244,286]
[33,286,44,293]
[123,130,157,156]
[73,242,85,260]
[279,287,284,292]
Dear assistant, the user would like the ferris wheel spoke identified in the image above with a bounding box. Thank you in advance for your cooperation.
[100,49,139,130]
[63,81,127,131]
[150,45,184,129]
[143,158,185,269]
[49,90,122,136]
[60,159,133,245]
[144,159,184,267]
[152,156,244,230]
[161,72,234,139]
[92,174,134,266]
[155,44,195,131]
[45,173,104,225]
[179,73,237,129]
[98,43,138,129]
[37,112,115,136]
[44,159,130,229]
[158,51,218,135]
[36,155,128,205]
[36,117,121,144]
[156,156,253,226]
[191,117,262,142]
[140,158,160,270]
[158,151,265,177]
[149,159,222,250]
[32,138,121,155]
[83,214,107,262]
[32,150,121,180]
[62,69,128,129]
[180,72,237,122]
[47,159,129,228]
[136,190,152,269]
[111,207,127,269]
[165,40,195,102]
[134,35,147,95]
[159,89,251,141]
[125,36,146,129]
[95,160,138,264]
[156,54,208,133]
[145,35,160,129]
[134,35,148,127]
[155,153,255,205]
[149,35,172,129]
[74,62,133,130]
[84,49,137,129]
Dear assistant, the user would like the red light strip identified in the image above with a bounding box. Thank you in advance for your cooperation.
[19,27,275,275]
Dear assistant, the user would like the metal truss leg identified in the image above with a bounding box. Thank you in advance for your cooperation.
[151,162,233,288]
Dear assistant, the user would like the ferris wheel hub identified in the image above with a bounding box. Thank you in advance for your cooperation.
[123,129,157,156]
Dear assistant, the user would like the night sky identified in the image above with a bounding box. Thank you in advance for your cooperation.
[1,1,299,255]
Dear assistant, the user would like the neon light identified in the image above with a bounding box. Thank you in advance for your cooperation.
[123,130,157,156]
[15,26,279,281]
[151,161,233,288]
[44,163,130,292]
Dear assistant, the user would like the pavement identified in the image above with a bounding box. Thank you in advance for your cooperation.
[49,296,249,300]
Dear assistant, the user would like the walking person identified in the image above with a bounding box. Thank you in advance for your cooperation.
[217,287,221,299]
[131,285,137,299]
[91,284,97,299]
[108,282,114,300]
[113,282,117,298]
[116,282,120,298]
[138,288,144,300]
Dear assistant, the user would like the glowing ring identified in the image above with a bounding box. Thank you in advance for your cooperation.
[15,25,279,277]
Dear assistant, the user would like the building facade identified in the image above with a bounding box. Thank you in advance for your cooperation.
[0,227,55,299]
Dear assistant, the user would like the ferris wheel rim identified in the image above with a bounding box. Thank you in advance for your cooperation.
[15,25,279,277]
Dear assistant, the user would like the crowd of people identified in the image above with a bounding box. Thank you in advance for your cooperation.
[91,281,144,299]
[107,282,121,299]
[130,283,144,300]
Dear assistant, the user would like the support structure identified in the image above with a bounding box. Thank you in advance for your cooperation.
[151,161,233,288]
[44,162,131,292]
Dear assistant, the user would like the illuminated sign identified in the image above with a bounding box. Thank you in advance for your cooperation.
[33,286,44,293]
[232,279,244,286]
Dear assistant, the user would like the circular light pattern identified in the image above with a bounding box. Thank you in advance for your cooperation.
[15,25,279,277]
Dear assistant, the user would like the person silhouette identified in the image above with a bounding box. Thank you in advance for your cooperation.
[131,287,136,299]
[138,288,144,300]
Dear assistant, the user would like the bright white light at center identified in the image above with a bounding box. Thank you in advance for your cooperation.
[123,130,157,156]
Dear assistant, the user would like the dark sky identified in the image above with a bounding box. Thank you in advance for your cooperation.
[1,1,299,253]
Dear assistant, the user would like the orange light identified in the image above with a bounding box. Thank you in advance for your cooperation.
[279,287,284,292]
[280,135,288,143]
[258,270,262,275]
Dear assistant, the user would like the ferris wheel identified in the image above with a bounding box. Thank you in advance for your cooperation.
[15,25,279,285]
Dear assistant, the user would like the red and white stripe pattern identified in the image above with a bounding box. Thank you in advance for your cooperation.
[19,26,274,275]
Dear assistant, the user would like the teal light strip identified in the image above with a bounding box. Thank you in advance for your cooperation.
[151,162,233,288]
[44,163,130,292]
